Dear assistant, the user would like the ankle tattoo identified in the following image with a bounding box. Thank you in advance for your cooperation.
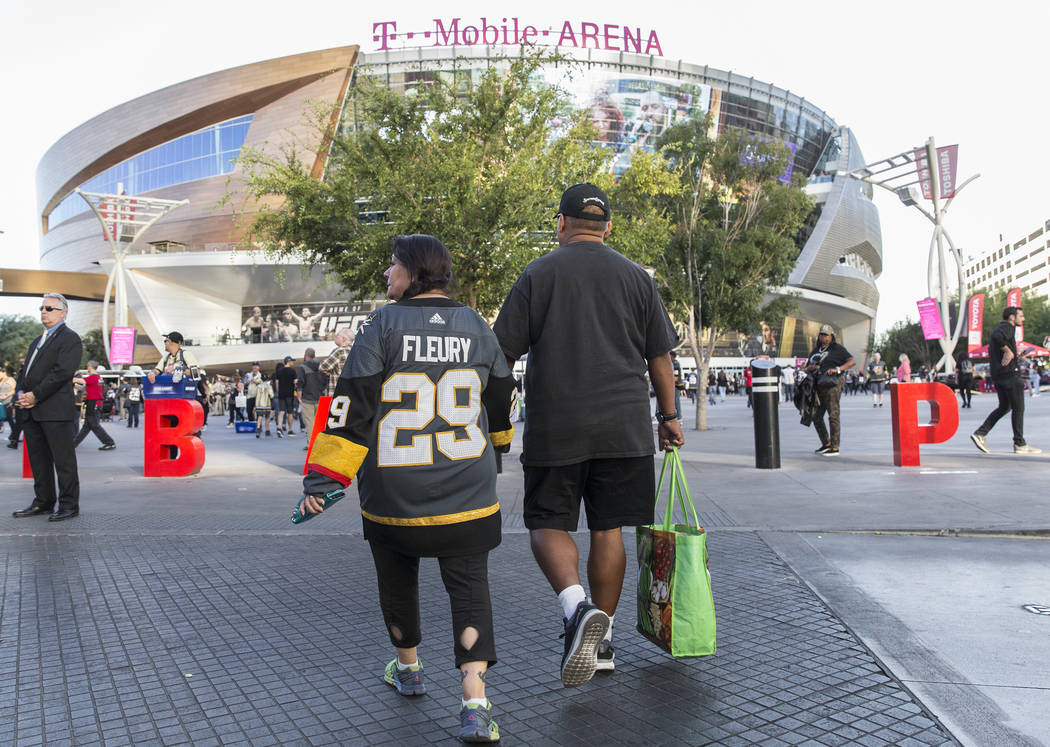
[461,669,486,683]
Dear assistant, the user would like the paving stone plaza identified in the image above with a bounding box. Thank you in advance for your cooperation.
[4,391,1049,745]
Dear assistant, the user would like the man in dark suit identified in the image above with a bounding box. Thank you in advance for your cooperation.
[12,293,84,521]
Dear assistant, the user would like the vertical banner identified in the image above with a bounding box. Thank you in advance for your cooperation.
[967,293,985,353]
[936,145,958,199]
[110,326,136,365]
[916,298,946,340]
[1007,287,1024,342]
[914,145,959,200]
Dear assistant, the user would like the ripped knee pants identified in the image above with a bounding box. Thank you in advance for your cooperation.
[368,542,497,668]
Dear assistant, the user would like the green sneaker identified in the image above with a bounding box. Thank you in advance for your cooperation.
[383,658,426,696]
[459,701,500,743]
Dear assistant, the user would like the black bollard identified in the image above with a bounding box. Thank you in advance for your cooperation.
[750,358,781,469]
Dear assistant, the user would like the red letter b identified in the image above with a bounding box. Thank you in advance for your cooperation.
[145,399,206,477]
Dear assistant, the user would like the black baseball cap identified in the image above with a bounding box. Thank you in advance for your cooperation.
[558,183,611,221]
[164,331,183,344]
[283,356,294,363]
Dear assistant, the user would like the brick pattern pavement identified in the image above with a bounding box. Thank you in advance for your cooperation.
[0,523,956,746]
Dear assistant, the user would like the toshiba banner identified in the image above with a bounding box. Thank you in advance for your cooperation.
[914,144,959,200]
[967,293,985,353]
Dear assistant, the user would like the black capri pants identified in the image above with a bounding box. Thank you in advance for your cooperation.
[368,542,497,669]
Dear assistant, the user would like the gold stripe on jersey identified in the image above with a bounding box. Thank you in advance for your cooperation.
[309,433,369,482]
[489,427,514,448]
[361,501,500,526]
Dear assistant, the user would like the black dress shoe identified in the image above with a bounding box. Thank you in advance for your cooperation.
[48,509,79,522]
[6,441,18,449]
[13,505,51,518]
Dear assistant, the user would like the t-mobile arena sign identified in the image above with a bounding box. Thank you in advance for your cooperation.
[373,18,664,56]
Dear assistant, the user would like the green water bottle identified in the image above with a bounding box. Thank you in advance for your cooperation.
[291,489,345,524]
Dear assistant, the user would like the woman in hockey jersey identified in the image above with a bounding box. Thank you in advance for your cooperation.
[298,234,514,743]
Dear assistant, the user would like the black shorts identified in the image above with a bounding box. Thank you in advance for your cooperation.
[871,380,885,394]
[523,455,656,532]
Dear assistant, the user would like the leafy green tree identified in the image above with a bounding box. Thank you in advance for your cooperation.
[0,315,43,374]
[651,120,812,429]
[80,329,109,369]
[238,53,609,315]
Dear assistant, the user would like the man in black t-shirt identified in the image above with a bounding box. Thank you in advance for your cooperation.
[494,183,683,687]
[971,306,1040,454]
[805,324,854,456]
[274,356,298,436]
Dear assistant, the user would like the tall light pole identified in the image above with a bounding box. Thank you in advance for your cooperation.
[838,138,979,374]
[76,189,188,366]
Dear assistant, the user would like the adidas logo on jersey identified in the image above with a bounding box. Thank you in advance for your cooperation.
[428,313,446,325]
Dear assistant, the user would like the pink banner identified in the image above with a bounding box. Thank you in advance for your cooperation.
[916,298,946,340]
[110,326,136,365]
[914,144,959,200]
[967,293,985,353]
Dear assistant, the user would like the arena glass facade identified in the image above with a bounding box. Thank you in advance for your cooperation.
[32,44,880,370]
[356,46,882,362]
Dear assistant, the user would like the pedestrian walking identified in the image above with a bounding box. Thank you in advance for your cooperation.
[493,183,684,687]
[11,293,83,522]
[296,348,326,449]
[805,324,854,456]
[319,327,354,396]
[867,352,889,407]
[780,365,795,403]
[897,354,912,383]
[298,234,515,742]
[955,352,975,408]
[72,361,117,451]
[971,306,1041,455]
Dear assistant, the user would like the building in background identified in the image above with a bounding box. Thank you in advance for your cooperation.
[29,42,881,370]
[965,220,1050,298]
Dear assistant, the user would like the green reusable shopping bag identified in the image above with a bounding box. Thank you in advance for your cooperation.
[636,448,716,657]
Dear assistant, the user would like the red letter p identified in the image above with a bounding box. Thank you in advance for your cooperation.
[889,382,959,467]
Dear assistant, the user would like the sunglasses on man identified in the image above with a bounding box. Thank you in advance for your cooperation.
[39,305,62,312]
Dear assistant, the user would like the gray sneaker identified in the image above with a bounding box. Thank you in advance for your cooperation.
[383,658,426,696]
[560,602,610,687]
[1014,444,1042,455]
[595,640,615,672]
[971,433,989,454]
[459,701,500,742]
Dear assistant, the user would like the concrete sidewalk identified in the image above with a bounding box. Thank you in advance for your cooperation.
[0,391,1047,745]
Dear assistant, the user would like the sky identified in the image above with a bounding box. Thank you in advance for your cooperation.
[0,0,1045,334]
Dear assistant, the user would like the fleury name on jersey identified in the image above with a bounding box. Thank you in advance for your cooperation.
[401,335,473,363]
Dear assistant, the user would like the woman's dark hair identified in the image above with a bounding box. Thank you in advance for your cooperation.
[392,234,452,298]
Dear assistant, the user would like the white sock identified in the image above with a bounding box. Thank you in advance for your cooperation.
[604,614,615,642]
[396,659,419,670]
[558,585,587,620]
[462,697,488,708]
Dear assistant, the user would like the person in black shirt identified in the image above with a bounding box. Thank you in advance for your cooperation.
[805,324,854,456]
[955,351,975,408]
[494,183,683,686]
[971,307,1041,454]
[274,357,298,436]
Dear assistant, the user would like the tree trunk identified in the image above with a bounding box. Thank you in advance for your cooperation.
[687,316,707,431]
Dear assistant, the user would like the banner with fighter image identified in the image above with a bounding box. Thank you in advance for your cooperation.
[1007,287,1023,343]
[967,293,985,354]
